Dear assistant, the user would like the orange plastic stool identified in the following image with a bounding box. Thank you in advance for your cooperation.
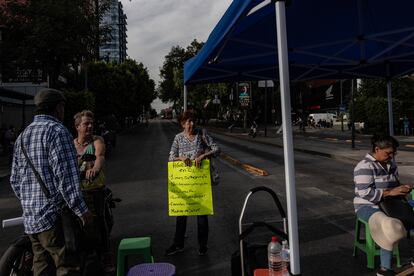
[254,269,269,276]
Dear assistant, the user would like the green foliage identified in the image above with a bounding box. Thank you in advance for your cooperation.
[360,79,414,118]
[352,79,409,134]
[159,45,186,104]
[2,0,110,87]
[62,89,95,134]
[87,60,156,125]
[159,39,229,117]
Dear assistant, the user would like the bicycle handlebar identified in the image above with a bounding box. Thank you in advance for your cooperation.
[2,217,23,228]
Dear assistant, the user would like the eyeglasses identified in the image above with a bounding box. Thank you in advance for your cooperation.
[382,149,397,156]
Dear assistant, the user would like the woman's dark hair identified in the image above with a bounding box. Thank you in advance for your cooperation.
[371,134,399,152]
[178,110,197,124]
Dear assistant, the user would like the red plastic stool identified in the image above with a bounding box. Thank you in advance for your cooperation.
[127,263,176,276]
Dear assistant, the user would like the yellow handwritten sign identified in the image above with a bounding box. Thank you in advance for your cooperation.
[168,160,214,216]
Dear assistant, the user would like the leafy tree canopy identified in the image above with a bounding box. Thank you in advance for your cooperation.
[352,78,413,134]
[2,0,110,87]
[159,39,229,116]
[87,59,156,125]
[63,89,95,133]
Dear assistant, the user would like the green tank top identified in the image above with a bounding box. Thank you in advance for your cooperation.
[80,141,105,191]
[83,142,95,156]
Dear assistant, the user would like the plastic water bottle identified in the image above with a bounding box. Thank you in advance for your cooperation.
[268,236,286,275]
[281,240,290,275]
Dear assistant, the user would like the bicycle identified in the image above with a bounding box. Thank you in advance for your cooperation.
[0,188,121,276]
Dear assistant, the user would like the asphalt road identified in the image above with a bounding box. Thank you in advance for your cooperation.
[1,119,413,275]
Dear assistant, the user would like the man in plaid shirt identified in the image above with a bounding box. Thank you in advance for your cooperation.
[10,88,93,275]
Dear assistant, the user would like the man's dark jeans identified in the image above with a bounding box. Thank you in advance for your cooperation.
[174,215,209,247]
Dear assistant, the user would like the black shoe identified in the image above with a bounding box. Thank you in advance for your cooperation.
[165,244,184,256]
[376,268,396,276]
[198,245,208,256]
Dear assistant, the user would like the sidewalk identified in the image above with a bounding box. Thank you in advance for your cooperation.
[208,122,414,166]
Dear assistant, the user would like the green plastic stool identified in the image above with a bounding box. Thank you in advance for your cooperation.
[117,237,154,276]
[353,216,401,269]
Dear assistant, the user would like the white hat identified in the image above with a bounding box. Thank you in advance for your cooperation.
[368,211,406,251]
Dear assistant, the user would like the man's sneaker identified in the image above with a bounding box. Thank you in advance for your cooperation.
[376,268,396,276]
[198,245,208,256]
[165,244,184,256]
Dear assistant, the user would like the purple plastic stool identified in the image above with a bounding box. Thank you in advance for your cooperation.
[126,263,176,276]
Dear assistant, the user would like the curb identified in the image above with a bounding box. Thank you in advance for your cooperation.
[210,128,414,166]
[221,153,269,176]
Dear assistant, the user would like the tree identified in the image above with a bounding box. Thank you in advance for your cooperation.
[63,89,95,134]
[159,45,186,104]
[159,39,229,118]
[352,79,412,134]
[87,60,156,125]
[2,0,110,87]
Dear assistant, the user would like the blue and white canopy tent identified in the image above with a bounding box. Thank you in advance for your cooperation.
[184,0,414,274]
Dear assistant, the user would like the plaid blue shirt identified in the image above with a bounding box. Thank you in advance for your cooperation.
[10,115,88,234]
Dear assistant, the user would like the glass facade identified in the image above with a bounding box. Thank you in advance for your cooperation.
[99,0,127,63]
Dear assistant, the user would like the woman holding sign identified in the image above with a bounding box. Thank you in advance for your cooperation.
[166,111,220,256]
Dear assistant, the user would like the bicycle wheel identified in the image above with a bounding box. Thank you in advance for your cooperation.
[0,236,33,276]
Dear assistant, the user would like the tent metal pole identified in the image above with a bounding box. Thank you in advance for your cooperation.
[386,63,394,136]
[184,85,188,112]
[387,80,394,136]
[275,1,301,275]
[351,79,356,149]
[265,80,268,137]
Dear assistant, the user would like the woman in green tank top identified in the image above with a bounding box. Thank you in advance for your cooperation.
[73,110,115,272]
[74,110,106,190]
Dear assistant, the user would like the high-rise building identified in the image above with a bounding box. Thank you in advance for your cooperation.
[99,0,127,63]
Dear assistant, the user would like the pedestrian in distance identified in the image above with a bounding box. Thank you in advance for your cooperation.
[166,110,220,256]
[248,114,258,138]
[354,135,411,276]
[398,118,404,135]
[403,116,410,136]
[10,88,93,276]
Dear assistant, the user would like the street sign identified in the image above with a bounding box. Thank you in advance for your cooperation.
[339,104,346,112]
[258,80,274,87]
[238,82,251,107]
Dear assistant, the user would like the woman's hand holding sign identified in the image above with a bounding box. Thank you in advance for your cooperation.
[180,156,192,166]
[195,154,206,168]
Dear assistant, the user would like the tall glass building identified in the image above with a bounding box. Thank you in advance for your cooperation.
[100,0,127,63]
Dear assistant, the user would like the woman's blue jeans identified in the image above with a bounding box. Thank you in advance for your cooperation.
[356,206,393,270]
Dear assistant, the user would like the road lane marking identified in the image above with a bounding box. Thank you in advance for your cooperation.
[221,153,269,176]
[345,139,362,143]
